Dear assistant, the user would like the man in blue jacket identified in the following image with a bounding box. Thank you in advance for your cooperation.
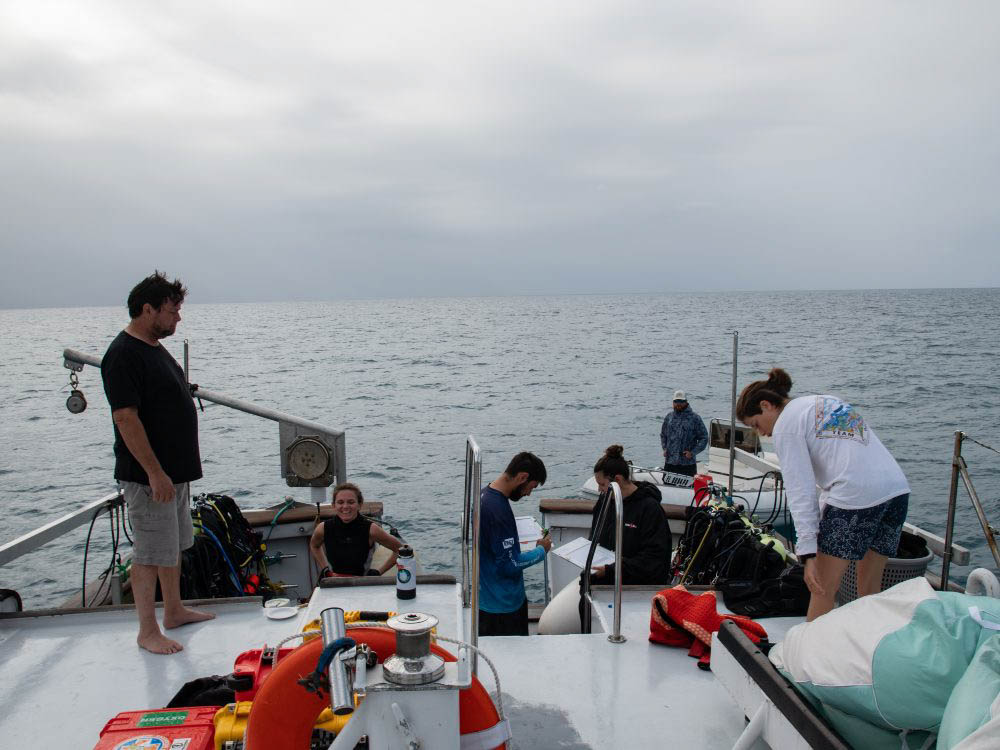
[660,390,708,477]
[478,452,552,636]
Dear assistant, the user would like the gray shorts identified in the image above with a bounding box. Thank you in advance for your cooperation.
[121,481,194,567]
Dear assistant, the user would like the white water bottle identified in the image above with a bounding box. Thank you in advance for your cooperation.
[396,545,416,599]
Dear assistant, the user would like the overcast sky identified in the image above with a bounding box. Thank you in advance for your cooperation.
[1,2,998,308]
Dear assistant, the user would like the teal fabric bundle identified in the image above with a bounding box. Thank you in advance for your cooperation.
[768,577,1000,749]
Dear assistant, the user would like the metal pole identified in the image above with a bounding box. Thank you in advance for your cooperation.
[728,331,738,495]
[63,348,345,439]
[581,486,614,634]
[0,491,124,567]
[63,347,347,480]
[183,339,190,383]
[462,442,472,608]
[467,436,482,676]
[941,431,962,588]
[320,607,354,715]
[958,460,1000,568]
[609,481,626,644]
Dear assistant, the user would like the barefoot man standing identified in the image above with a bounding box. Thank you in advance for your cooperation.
[101,271,215,654]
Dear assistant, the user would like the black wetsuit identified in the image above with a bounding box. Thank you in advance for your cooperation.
[322,516,373,576]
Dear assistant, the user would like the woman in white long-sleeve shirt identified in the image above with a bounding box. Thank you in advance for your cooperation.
[736,368,909,621]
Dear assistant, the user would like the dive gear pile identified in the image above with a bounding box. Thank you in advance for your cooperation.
[181,493,273,600]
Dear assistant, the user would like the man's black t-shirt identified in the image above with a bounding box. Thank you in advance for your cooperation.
[101,331,202,484]
[322,516,373,575]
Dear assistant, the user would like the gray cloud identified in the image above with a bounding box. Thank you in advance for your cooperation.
[1,1,998,308]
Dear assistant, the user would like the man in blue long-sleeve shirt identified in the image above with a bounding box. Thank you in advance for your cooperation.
[479,452,552,636]
[660,390,708,477]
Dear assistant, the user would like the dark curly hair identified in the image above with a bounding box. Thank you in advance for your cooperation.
[735,368,793,422]
[127,271,187,318]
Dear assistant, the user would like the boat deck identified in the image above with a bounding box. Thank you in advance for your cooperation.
[0,583,801,748]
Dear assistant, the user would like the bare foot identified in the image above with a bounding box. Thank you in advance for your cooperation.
[138,631,183,654]
[163,606,216,629]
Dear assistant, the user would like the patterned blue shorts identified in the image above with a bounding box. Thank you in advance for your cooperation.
[817,494,909,560]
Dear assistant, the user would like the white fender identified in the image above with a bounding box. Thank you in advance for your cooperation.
[537,579,584,635]
[966,568,1000,598]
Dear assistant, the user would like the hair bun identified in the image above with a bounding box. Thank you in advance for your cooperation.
[604,444,625,459]
[767,368,793,397]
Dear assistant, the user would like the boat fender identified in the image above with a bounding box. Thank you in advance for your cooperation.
[243,626,506,750]
[538,579,584,635]
[0,589,23,613]
[965,568,1000,598]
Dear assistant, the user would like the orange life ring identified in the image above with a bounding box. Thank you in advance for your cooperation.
[245,626,503,749]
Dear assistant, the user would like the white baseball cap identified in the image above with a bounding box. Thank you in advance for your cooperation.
[673,390,687,402]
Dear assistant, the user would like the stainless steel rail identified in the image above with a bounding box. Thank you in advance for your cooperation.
[942,431,1000,586]
[62,347,347,483]
[461,436,482,674]
[580,481,626,643]
[728,330,738,494]
[0,491,124,567]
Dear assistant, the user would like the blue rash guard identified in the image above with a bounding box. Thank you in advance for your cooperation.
[478,485,546,614]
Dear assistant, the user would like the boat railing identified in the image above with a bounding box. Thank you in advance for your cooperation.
[460,435,482,674]
[1,346,353,611]
[626,463,695,488]
[0,491,124,569]
[942,431,1000,586]
[62,347,347,499]
[0,491,127,607]
[580,481,626,643]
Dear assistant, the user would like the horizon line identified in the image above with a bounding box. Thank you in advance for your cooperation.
[1,284,997,313]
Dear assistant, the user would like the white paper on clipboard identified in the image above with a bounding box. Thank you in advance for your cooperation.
[551,537,616,569]
[515,516,544,544]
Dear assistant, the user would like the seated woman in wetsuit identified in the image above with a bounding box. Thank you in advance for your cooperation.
[309,482,403,578]
[587,444,671,585]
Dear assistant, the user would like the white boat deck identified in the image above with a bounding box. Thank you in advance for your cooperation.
[0,583,801,748]
[0,600,292,746]
[489,588,798,748]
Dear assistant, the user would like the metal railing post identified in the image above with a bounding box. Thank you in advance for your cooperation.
[581,489,609,634]
[461,442,472,607]
[462,436,482,676]
[581,481,626,643]
[941,431,963,588]
[608,482,626,644]
[728,331,738,495]
[957,461,1000,568]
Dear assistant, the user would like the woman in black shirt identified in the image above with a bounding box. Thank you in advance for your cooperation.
[588,445,672,584]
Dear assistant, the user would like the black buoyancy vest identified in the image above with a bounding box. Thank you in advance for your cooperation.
[323,516,373,575]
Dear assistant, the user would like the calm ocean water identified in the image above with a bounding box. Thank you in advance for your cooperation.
[2,289,999,606]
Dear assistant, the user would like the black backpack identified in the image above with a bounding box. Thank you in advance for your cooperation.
[175,493,269,599]
[674,503,786,587]
[720,564,810,618]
